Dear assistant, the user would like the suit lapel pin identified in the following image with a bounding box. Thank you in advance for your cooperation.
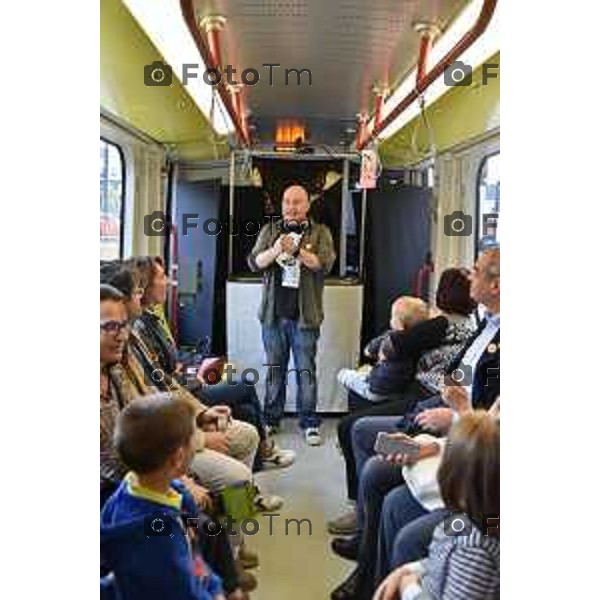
[487,343,499,354]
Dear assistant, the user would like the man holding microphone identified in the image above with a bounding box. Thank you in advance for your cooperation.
[248,185,336,445]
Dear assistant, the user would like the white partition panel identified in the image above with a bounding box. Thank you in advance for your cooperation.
[226,280,363,413]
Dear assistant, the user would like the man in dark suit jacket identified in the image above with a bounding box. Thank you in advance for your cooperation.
[328,248,500,600]
[413,248,500,434]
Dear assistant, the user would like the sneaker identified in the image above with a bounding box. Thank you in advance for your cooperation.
[254,493,284,512]
[327,508,358,535]
[238,545,259,570]
[305,427,322,446]
[265,424,279,437]
[330,566,362,600]
[262,445,296,470]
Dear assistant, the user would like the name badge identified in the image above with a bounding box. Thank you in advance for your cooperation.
[281,259,301,288]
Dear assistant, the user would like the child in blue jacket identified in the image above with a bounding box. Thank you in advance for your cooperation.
[101,393,225,600]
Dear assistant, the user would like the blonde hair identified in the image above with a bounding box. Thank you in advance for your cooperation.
[390,296,429,330]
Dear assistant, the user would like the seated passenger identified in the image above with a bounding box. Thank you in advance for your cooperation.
[373,411,500,600]
[100,262,264,585]
[100,261,258,477]
[100,284,132,504]
[101,393,226,600]
[329,268,476,536]
[131,255,295,473]
[329,249,499,600]
[100,284,249,598]
[374,398,500,584]
[336,297,431,404]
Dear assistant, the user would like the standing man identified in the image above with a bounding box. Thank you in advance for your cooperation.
[248,185,336,445]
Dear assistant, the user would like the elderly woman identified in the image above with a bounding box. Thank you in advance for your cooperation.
[100,282,252,599]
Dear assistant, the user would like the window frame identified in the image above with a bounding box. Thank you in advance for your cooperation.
[100,137,127,259]
[474,151,500,257]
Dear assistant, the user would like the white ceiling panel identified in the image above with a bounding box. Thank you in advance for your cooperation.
[192,0,471,144]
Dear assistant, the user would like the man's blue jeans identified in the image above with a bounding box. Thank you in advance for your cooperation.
[261,319,320,429]
[376,484,449,584]
[349,412,443,598]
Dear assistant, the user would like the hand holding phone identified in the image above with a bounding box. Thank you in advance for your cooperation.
[374,432,420,457]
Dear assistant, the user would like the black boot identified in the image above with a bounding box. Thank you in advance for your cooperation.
[330,566,363,600]
[331,536,359,561]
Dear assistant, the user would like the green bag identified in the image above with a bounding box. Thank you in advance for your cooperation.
[218,482,258,521]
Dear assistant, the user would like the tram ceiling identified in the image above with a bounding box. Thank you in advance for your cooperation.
[189,0,471,146]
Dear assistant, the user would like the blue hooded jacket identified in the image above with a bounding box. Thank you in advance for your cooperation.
[100,474,223,600]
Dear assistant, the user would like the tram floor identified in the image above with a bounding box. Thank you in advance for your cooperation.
[251,417,355,600]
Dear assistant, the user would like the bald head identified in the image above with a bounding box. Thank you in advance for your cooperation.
[390,296,429,331]
[282,185,310,223]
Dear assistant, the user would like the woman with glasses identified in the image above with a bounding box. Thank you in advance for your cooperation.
[100,283,130,507]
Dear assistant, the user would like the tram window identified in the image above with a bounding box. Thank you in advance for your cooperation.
[476,153,500,252]
[100,139,125,259]
[427,165,435,188]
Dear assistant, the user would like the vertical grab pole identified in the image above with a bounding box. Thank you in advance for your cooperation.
[165,158,180,340]
[228,151,235,277]
[340,158,350,277]
[359,187,367,280]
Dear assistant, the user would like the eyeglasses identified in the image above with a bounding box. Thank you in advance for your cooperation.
[100,319,129,334]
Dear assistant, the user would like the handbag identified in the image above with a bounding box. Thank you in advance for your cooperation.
[197,356,227,385]
[179,336,226,385]
[212,482,258,521]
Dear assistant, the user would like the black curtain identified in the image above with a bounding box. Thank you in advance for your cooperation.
[361,186,432,345]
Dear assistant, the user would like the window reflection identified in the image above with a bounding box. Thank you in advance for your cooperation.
[100,139,124,259]
[477,153,500,252]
